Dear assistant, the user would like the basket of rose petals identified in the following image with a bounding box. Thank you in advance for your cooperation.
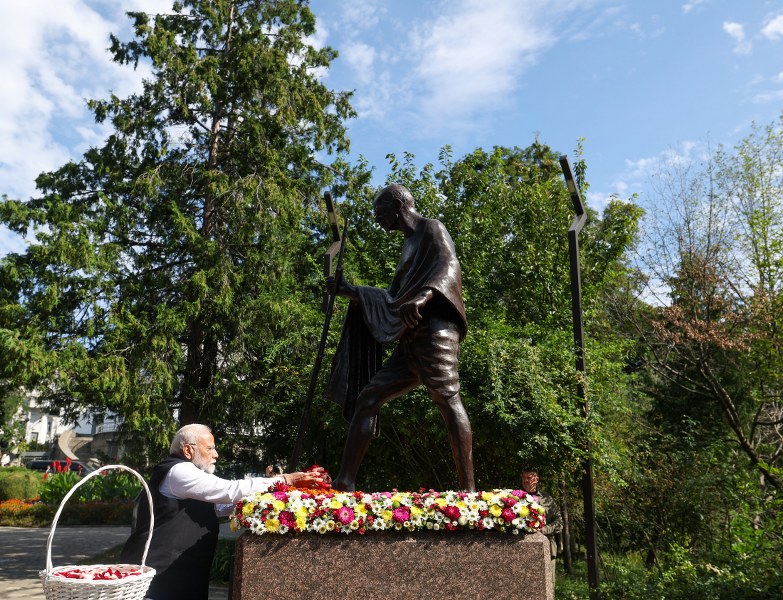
[39,465,156,600]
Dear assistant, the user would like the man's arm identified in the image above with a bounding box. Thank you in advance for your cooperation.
[163,462,280,504]
[399,288,434,329]
[326,272,359,301]
[541,493,563,536]
[163,463,327,504]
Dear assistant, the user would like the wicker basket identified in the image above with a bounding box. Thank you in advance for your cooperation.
[39,464,156,600]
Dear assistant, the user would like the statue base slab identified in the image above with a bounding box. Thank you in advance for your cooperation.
[232,530,553,600]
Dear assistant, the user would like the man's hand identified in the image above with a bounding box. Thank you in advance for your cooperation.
[283,467,328,489]
[399,289,434,329]
[326,273,359,301]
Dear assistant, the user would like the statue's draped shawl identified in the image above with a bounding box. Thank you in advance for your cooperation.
[326,217,467,423]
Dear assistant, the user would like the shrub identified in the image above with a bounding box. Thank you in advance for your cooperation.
[0,468,43,500]
[210,538,236,584]
[40,471,81,504]
[39,470,142,504]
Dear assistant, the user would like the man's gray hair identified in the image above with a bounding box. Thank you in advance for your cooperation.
[170,424,212,456]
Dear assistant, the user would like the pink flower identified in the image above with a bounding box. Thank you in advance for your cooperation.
[279,511,295,528]
[443,505,460,521]
[503,497,518,507]
[392,507,411,523]
[273,491,289,502]
[501,508,515,523]
[336,506,355,525]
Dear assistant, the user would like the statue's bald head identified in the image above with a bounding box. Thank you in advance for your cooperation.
[373,184,415,211]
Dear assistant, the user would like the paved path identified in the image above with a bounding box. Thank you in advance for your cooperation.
[0,525,237,599]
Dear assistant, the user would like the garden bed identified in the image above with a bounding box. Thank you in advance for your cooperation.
[0,498,134,527]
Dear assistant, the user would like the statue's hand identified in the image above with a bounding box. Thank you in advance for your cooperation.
[399,289,434,329]
[326,273,358,300]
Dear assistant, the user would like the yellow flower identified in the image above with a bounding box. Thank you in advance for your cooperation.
[242,503,256,517]
[456,501,467,510]
[329,498,343,509]
[411,506,423,519]
[382,510,393,522]
[489,505,502,517]
[295,506,308,519]
[296,516,307,530]
[272,500,285,511]
[357,504,368,514]
[435,498,447,508]
[518,506,530,517]
[481,491,493,501]
[265,519,280,532]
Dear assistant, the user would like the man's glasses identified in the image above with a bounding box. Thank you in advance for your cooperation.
[186,443,216,451]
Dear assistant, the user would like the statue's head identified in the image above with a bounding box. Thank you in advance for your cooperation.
[372,184,414,231]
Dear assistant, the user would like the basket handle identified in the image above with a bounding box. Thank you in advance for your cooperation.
[45,464,155,574]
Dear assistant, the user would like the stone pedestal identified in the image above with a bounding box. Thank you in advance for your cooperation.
[232,530,553,600]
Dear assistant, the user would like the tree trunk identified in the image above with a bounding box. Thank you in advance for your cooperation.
[560,479,574,576]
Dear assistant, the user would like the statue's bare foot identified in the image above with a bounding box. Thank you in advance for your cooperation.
[331,476,355,492]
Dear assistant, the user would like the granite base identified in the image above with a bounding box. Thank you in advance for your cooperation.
[232,530,553,600]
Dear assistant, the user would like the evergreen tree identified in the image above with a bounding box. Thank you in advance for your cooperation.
[0,0,360,461]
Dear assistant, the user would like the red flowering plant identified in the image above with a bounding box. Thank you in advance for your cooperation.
[230,479,547,537]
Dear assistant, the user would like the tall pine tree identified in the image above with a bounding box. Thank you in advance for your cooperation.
[0,0,360,460]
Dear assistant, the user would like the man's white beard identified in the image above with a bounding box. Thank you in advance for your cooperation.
[193,455,216,474]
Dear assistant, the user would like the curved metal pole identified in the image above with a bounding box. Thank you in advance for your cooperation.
[560,155,600,600]
[289,192,348,471]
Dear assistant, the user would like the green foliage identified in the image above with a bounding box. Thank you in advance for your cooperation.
[39,471,82,504]
[209,538,235,584]
[39,470,142,504]
[0,468,42,500]
[0,0,363,464]
[0,387,25,451]
[599,544,783,600]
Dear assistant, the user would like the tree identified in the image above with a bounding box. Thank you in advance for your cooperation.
[0,0,360,462]
[631,120,783,489]
[0,386,25,453]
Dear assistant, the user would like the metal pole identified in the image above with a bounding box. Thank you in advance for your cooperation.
[289,192,344,471]
[559,155,600,599]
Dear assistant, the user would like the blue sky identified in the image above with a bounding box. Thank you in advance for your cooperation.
[1,0,782,257]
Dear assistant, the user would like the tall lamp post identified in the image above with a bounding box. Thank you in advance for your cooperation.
[559,155,600,599]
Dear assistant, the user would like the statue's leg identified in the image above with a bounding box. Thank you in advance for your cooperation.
[420,319,476,492]
[332,351,418,492]
[430,391,475,492]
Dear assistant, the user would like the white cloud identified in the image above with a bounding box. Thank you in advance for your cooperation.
[0,1,153,203]
[342,42,377,84]
[761,14,783,40]
[723,21,752,54]
[752,89,783,104]
[409,0,557,124]
[339,0,383,34]
[610,141,706,206]
[681,0,709,14]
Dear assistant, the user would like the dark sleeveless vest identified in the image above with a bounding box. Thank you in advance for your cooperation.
[120,456,219,600]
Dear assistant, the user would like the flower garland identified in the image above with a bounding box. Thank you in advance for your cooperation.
[230,485,547,536]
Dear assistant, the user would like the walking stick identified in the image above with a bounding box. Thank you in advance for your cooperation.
[289,203,349,471]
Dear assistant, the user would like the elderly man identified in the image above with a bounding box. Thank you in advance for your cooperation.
[120,424,324,600]
[327,183,475,492]
[521,467,563,589]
